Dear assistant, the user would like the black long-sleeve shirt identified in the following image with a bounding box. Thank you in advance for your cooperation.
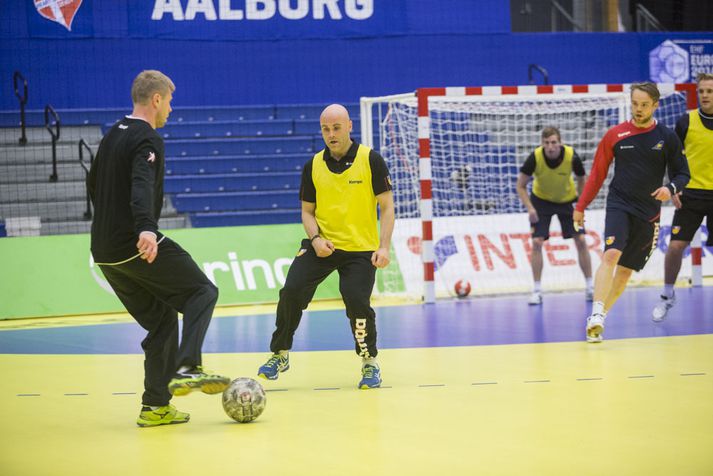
[576,120,690,222]
[88,117,165,263]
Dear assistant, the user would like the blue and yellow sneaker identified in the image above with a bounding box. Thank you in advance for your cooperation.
[168,366,230,396]
[257,353,290,380]
[359,363,382,389]
[136,404,189,427]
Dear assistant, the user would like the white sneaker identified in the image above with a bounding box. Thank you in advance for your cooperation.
[652,293,676,322]
[586,313,606,343]
[528,292,542,305]
[585,288,594,302]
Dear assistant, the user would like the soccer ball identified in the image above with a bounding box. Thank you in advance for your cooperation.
[454,279,471,298]
[222,377,266,423]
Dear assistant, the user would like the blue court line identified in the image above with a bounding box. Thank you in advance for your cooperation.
[0,286,711,355]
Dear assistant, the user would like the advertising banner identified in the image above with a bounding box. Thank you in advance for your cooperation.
[648,38,713,83]
[391,208,712,299]
[12,0,511,40]
[3,209,708,319]
[0,224,404,320]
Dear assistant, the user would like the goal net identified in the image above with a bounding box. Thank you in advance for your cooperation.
[361,84,700,301]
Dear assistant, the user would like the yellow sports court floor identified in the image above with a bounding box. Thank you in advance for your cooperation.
[1,286,712,475]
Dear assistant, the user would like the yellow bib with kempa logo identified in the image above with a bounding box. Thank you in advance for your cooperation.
[532,145,577,203]
[685,110,713,191]
[311,144,379,251]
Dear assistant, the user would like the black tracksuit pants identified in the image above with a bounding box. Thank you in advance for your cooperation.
[270,239,378,358]
[99,238,218,407]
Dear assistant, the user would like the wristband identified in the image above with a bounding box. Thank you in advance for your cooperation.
[310,234,320,242]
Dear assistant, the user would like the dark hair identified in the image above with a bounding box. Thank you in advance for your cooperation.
[630,82,660,103]
[541,126,561,141]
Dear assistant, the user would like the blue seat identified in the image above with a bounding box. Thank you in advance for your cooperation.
[0,108,126,126]
[276,103,359,120]
[165,136,315,157]
[171,105,276,122]
[293,118,379,138]
[293,119,322,136]
[166,154,305,175]
[173,190,300,213]
[165,171,301,193]
[191,209,301,227]
[157,119,295,139]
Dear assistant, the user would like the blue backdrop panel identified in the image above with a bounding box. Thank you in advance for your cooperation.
[6,1,510,40]
[2,1,713,110]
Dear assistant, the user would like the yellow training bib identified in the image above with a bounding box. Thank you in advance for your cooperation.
[311,144,379,251]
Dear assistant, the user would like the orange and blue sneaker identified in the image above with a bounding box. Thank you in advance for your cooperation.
[168,366,230,396]
[136,404,189,427]
[359,363,382,389]
[257,353,290,380]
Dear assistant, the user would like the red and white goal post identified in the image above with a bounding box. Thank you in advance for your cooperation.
[361,83,708,303]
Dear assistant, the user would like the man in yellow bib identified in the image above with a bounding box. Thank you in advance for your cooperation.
[653,73,713,321]
[516,126,593,305]
[257,104,395,389]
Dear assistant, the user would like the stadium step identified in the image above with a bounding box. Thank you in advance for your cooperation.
[166,154,304,175]
[173,189,299,213]
[165,171,301,194]
[191,209,301,227]
[0,126,103,146]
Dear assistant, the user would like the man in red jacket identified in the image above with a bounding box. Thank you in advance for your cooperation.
[573,82,689,343]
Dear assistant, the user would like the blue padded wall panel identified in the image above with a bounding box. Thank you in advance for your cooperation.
[5,32,712,111]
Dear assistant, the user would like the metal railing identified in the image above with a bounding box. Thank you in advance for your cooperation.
[635,4,664,31]
[13,71,28,146]
[79,139,94,220]
[550,0,584,31]
[45,105,60,182]
[528,64,550,85]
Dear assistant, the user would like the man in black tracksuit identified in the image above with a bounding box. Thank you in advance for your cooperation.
[88,70,229,427]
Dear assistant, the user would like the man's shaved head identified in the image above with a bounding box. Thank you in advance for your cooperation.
[320,104,351,123]
[319,104,353,158]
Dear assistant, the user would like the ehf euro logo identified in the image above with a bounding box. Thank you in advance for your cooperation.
[649,40,689,83]
[34,0,83,31]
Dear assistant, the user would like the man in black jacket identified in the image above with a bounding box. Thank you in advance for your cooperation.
[88,70,229,427]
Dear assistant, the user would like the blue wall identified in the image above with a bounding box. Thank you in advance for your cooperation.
[2,1,712,110]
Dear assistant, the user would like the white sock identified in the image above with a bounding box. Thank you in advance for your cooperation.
[592,301,606,316]
[533,281,542,293]
[663,284,675,298]
[277,350,289,357]
[177,365,191,373]
[362,357,378,368]
[585,277,593,289]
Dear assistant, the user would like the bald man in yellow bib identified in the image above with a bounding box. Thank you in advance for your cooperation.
[257,104,395,389]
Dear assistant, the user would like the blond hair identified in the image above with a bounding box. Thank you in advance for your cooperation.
[131,70,175,105]
[630,82,660,103]
[696,73,713,84]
